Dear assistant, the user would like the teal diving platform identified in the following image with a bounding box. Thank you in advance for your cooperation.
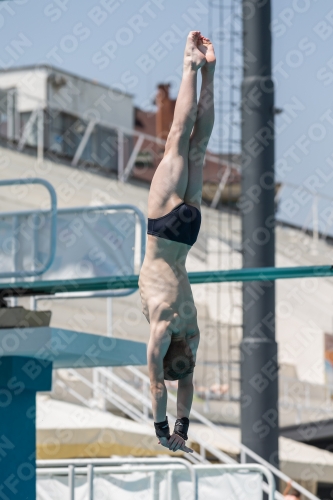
[0,327,147,499]
[0,326,146,368]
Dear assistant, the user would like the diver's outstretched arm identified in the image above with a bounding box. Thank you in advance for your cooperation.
[147,306,194,454]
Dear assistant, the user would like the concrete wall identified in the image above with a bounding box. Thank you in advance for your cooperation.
[0,68,48,112]
[276,251,327,385]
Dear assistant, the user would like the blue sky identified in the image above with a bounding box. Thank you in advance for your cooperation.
[1,0,333,233]
[270,0,333,232]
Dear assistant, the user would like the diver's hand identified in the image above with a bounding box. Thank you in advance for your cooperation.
[158,433,193,453]
[158,436,171,449]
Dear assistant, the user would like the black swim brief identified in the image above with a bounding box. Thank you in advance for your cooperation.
[147,202,201,246]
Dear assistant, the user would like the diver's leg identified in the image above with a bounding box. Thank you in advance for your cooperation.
[184,37,216,210]
[147,31,206,219]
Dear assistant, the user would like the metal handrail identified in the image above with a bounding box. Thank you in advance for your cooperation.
[0,178,57,278]
[37,457,197,500]
[36,459,277,500]
[1,86,240,172]
[36,203,145,300]
[194,464,276,500]
[1,203,145,299]
[3,203,146,270]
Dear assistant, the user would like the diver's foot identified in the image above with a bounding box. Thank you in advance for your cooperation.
[198,36,216,72]
[184,31,206,71]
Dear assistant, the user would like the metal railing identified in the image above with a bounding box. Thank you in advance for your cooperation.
[36,458,276,500]
[1,202,145,300]
[0,87,238,184]
[37,457,197,500]
[30,203,146,303]
[0,178,57,279]
[28,203,146,336]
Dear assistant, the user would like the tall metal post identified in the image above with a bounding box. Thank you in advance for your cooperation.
[240,0,279,471]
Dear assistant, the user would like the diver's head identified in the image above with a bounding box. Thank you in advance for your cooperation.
[163,337,195,381]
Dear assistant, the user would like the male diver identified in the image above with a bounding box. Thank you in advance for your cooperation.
[139,31,215,453]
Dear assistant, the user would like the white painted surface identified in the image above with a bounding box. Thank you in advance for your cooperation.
[0,68,48,111]
[0,66,133,130]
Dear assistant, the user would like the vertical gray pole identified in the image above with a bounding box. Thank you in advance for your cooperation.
[240,0,279,471]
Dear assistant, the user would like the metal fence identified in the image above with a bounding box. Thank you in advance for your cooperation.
[36,458,276,500]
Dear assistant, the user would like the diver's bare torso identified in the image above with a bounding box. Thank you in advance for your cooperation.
[139,235,199,338]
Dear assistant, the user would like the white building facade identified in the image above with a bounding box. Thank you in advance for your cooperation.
[0,65,134,170]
